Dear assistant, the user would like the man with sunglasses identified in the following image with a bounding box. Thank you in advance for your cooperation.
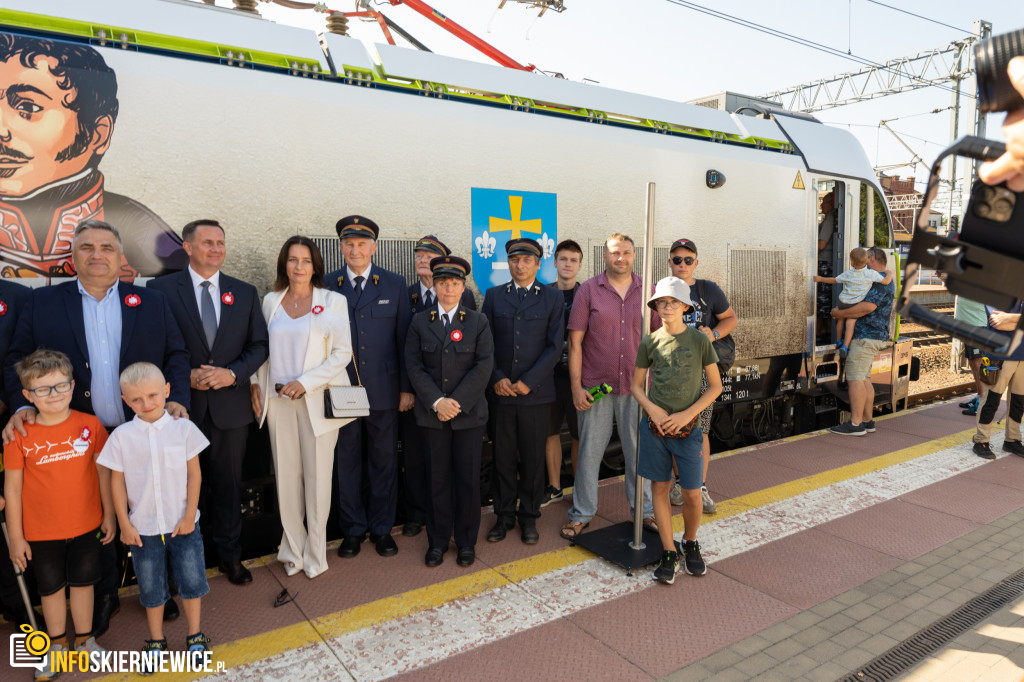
[666,239,737,514]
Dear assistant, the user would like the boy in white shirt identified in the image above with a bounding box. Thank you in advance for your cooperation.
[97,362,211,674]
[814,247,893,353]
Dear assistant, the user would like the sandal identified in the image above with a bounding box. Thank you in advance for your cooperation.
[643,516,658,533]
[560,520,589,540]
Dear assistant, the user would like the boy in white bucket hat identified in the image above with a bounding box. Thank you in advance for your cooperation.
[631,277,722,584]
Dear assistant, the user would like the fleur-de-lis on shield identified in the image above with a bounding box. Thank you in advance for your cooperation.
[475,231,496,258]
[539,233,556,259]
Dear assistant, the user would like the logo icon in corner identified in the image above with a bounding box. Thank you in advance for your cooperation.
[10,624,50,670]
[471,187,557,293]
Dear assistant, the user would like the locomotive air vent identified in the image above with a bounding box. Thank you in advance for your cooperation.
[728,249,786,319]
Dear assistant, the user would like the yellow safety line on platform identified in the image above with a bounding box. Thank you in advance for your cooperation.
[93,424,976,680]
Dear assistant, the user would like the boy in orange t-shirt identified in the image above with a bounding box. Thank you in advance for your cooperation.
[3,349,115,676]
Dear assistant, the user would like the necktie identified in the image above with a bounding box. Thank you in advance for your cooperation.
[517,287,527,302]
[423,290,433,309]
[443,313,450,331]
[354,275,365,295]
[200,281,218,347]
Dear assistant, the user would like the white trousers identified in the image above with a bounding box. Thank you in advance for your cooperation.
[266,396,339,578]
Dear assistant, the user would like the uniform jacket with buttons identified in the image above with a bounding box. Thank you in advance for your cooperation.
[6,281,191,418]
[148,269,269,430]
[327,263,412,410]
[482,280,563,406]
[405,306,493,430]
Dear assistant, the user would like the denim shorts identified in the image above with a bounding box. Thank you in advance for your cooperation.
[131,522,209,609]
[30,527,102,596]
[637,418,704,488]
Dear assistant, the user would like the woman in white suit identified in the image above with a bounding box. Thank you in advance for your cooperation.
[250,236,353,579]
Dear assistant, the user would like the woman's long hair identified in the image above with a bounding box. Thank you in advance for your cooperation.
[273,235,325,291]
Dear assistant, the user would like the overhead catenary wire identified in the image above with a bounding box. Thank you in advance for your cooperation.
[864,0,973,36]
[662,0,974,100]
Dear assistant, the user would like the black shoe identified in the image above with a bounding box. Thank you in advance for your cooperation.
[539,485,564,508]
[91,593,120,638]
[974,442,996,460]
[163,598,180,622]
[370,534,399,557]
[401,521,425,537]
[218,560,253,585]
[424,547,445,567]
[959,397,978,409]
[456,547,476,567]
[337,535,365,558]
[1003,440,1024,457]
[521,525,539,545]
[963,407,978,416]
[486,519,513,543]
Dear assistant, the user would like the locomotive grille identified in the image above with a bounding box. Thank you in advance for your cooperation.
[311,237,419,286]
[728,249,786,319]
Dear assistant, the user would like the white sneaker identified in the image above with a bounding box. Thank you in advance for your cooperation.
[701,486,717,514]
[77,636,106,655]
[34,642,68,681]
[669,483,684,506]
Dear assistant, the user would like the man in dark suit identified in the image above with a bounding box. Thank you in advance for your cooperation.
[326,215,413,558]
[405,256,493,567]
[148,219,269,585]
[0,279,37,629]
[400,235,476,537]
[3,219,190,637]
[482,238,563,544]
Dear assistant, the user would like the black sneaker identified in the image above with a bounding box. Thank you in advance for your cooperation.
[682,539,707,576]
[186,632,211,668]
[830,421,867,436]
[139,638,168,676]
[863,420,876,433]
[652,550,680,584]
[1003,440,1024,457]
[974,442,996,460]
[539,485,564,508]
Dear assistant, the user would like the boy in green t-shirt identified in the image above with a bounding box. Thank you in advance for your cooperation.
[631,277,722,584]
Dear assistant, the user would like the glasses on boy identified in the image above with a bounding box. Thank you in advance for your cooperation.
[27,381,73,397]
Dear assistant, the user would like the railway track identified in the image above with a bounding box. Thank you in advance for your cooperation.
[908,380,975,407]
[899,329,953,346]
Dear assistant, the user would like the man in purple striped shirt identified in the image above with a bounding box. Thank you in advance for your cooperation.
[559,234,654,541]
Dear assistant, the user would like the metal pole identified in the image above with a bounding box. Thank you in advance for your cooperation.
[630,182,656,551]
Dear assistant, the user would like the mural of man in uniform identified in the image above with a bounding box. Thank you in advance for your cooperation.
[0,34,186,278]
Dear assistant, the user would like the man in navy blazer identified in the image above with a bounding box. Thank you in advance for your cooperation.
[482,238,563,545]
[148,219,268,585]
[399,235,476,537]
[3,219,190,637]
[326,215,413,559]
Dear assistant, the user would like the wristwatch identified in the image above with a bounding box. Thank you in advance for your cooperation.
[712,330,720,340]
[228,368,237,386]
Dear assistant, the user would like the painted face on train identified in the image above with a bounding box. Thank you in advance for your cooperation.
[0,45,114,197]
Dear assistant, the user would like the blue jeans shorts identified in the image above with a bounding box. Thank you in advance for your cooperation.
[131,522,209,609]
[637,418,704,488]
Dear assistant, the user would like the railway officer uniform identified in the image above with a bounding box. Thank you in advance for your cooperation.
[327,215,413,558]
[148,225,269,585]
[400,235,477,537]
[405,256,493,567]
[482,238,564,544]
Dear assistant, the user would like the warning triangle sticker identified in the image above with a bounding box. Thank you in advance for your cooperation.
[792,171,805,190]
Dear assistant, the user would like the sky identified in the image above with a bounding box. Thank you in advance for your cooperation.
[214,0,1020,212]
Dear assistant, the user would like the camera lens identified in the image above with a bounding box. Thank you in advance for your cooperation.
[975,29,1024,113]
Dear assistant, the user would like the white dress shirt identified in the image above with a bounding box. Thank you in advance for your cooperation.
[432,302,460,411]
[188,266,221,325]
[97,411,210,536]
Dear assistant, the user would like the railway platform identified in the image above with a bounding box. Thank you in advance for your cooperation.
[4,398,1024,681]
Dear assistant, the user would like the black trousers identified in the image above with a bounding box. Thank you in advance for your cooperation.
[197,415,249,563]
[425,424,484,549]
[491,402,551,524]
[335,409,398,536]
[399,409,430,525]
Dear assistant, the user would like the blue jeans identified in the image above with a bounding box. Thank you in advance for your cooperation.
[132,523,209,609]
[568,393,653,523]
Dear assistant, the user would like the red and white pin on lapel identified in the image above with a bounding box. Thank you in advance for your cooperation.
[450,329,462,342]
[0,300,7,316]
[125,293,141,307]
[222,292,234,306]
[312,305,324,315]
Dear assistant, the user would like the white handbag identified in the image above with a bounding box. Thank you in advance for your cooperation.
[324,360,370,418]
